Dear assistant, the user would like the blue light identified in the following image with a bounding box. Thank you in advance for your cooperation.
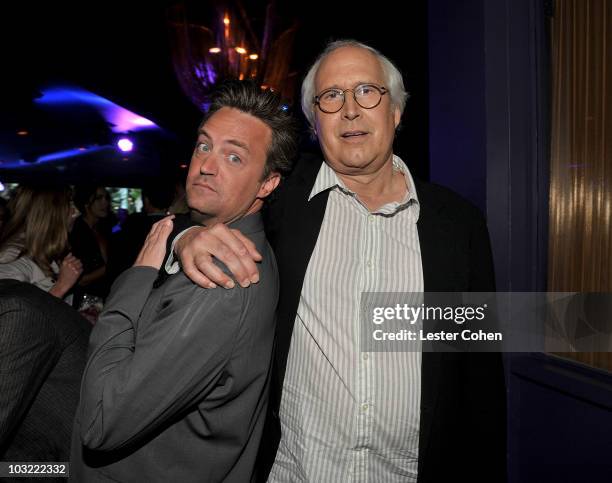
[37,146,107,162]
[0,146,111,169]
[36,86,160,133]
[36,87,114,107]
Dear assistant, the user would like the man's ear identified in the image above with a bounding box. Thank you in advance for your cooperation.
[257,172,281,199]
[393,107,401,128]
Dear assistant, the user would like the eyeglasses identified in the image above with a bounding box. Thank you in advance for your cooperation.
[314,83,388,114]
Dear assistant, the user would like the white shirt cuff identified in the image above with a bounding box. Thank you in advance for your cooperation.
[164,226,199,274]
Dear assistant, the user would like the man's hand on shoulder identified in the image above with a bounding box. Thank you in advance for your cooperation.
[134,216,175,270]
[175,223,262,290]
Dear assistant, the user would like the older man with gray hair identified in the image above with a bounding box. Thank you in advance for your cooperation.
[174,40,506,482]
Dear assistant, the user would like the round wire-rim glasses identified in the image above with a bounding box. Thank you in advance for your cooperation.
[314,83,388,113]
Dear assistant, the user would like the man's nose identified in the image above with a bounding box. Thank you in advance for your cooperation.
[342,92,361,121]
[199,152,219,175]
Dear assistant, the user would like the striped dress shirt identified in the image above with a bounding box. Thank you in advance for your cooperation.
[268,156,423,482]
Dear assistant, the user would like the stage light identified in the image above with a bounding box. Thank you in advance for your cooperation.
[117,138,134,152]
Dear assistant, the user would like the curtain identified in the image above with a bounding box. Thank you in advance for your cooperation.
[549,0,612,371]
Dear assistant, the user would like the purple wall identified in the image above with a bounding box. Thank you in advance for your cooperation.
[428,0,487,212]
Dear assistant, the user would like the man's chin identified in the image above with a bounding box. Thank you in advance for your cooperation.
[188,207,217,225]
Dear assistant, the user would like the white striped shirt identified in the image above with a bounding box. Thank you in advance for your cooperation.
[268,155,423,482]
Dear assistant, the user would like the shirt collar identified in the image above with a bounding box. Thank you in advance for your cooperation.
[308,154,420,207]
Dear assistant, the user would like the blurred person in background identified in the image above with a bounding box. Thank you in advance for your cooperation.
[168,166,190,215]
[0,185,82,302]
[0,279,91,471]
[107,181,174,282]
[70,185,112,303]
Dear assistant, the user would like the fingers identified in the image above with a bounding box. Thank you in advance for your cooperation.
[180,233,235,289]
[231,229,262,283]
[202,225,261,288]
[146,215,175,244]
[63,253,83,274]
[134,216,175,269]
[181,254,219,289]
[209,242,254,288]
[161,219,263,290]
[231,229,262,262]
[72,259,83,274]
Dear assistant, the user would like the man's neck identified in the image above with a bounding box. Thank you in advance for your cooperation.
[335,159,407,212]
[189,200,263,227]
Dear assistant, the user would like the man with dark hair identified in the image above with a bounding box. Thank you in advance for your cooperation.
[71,80,297,482]
[107,181,175,281]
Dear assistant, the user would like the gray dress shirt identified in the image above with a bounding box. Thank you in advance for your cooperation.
[70,213,278,482]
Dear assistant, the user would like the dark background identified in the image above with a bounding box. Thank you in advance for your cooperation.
[1,0,429,184]
[2,3,612,482]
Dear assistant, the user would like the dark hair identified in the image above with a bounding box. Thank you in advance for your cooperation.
[73,184,108,214]
[200,80,298,178]
[142,181,174,211]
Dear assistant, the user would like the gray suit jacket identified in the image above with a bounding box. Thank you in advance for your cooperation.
[70,213,278,482]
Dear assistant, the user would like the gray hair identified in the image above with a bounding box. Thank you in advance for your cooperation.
[301,39,410,130]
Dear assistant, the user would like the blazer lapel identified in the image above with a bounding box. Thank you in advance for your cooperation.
[272,155,329,392]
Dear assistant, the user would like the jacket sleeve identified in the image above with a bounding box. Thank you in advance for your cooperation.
[78,266,244,451]
[0,298,59,447]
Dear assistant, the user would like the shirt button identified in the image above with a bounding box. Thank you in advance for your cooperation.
[362,353,369,360]
[366,260,372,268]
[362,403,369,411]
[368,215,374,224]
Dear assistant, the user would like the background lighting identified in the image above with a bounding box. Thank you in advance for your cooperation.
[117,138,134,152]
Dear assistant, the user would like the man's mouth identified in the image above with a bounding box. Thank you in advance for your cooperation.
[341,130,368,138]
[193,182,216,193]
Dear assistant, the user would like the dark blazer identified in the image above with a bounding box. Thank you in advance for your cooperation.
[0,280,90,481]
[71,213,278,483]
[260,154,507,482]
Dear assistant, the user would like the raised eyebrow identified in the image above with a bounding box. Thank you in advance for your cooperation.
[196,129,249,153]
[226,139,250,153]
[196,128,211,140]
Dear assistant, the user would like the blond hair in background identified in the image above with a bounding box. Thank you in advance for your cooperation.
[0,185,73,278]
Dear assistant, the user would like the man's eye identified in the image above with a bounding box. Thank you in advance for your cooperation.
[322,90,342,101]
[356,85,374,96]
[196,142,210,153]
[227,154,242,164]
